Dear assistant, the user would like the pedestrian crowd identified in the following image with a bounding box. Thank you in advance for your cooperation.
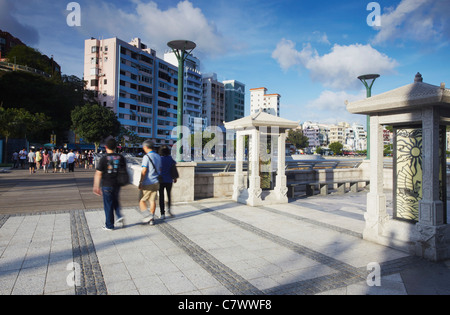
[93,138,179,231]
[12,148,95,174]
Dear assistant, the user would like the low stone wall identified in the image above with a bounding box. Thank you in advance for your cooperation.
[194,173,248,200]
[127,162,197,203]
[127,160,450,202]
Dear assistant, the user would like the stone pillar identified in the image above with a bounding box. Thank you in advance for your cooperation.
[274,132,288,202]
[417,107,448,260]
[247,129,262,206]
[233,132,245,201]
[363,115,388,242]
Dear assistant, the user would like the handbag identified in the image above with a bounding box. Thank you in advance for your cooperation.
[171,164,179,179]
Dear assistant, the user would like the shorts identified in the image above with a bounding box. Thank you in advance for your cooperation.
[140,183,160,202]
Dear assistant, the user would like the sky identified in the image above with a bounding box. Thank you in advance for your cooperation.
[1,0,450,127]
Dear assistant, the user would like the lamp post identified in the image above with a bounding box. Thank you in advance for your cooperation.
[167,40,196,162]
[358,74,380,160]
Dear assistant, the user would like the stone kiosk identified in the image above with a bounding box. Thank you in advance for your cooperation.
[224,112,299,206]
[347,73,450,261]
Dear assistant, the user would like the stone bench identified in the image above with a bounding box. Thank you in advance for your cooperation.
[287,179,370,198]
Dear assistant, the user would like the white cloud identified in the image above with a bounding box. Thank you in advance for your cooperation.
[371,0,450,45]
[302,90,367,125]
[272,40,398,90]
[271,39,311,71]
[306,90,365,112]
[82,0,226,57]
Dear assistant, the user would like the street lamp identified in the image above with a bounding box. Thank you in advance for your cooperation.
[358,74,380,160]
[167,40,197,162]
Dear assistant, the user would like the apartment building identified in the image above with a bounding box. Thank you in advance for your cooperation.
[329,122,349,145]
[0,29,25,59]
[302,121,330,150]
[202,73,225,128]
[250,87,280,117]
[84,37,178,145]
[223,80,245,122]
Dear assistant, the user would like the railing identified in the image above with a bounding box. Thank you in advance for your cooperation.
[0,61,52,78]
[95,153,450,173]
[195,159,363,173]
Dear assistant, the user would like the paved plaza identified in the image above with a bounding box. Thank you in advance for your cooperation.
[0,168,449,295]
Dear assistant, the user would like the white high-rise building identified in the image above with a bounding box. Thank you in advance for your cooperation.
[250,87,280,117]
[84,37,178,145]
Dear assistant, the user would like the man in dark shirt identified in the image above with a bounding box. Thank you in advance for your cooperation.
[93,138,126,230]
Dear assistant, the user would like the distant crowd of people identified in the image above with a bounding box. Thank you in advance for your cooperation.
[12,148,96,174]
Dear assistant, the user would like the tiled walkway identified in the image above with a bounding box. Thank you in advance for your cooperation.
[0,169,449,295]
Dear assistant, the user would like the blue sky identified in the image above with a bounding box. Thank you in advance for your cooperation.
[1,0,449,126]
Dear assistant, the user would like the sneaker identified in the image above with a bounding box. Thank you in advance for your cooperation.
[115,217,124,226]
[160,214,166,220]
[142,216,154,224]
[102,225,114,231]
[167,209,174,218]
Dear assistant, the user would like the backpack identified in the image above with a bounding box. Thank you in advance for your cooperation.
[116,155,129,186]
[105,154,129,186]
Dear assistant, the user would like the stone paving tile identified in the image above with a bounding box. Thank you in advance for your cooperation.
[0,190,449,295]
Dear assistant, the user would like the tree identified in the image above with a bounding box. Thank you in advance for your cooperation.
[315,146,323,155]
[0,105,49,163]
[0,71,95,144]
[118,126,146,149]
[287,129,309,150]
[329,142,344,155]
[71,104,121,152]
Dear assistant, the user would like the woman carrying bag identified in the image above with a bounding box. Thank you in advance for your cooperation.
[158,145,178,219]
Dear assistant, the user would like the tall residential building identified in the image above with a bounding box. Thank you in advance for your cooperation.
[302,121,330,150]
[328,122,349,145]
[163,51,204,133]
[223,80,245,122]
[84,37,178,145]
[250,87,280,117]
[202,73,225,128]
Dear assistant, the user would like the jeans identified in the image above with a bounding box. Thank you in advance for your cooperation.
[159,182,172,215]
[102,186,122,229]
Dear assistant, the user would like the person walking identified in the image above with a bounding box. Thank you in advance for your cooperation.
[42,150,50,173]
[67,149,75,172]
[12,151,19,168]
[35,149,42,171]
[60,150,68,173]
[93,138,126,231]
[27,149,36,174]
[158,145,178,219]
[51,149,59,173]
[19,148,27,169]
[139,140,161,225]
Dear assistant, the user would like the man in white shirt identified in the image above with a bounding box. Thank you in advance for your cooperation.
[19,148,27,169]
[67,149,76,172]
